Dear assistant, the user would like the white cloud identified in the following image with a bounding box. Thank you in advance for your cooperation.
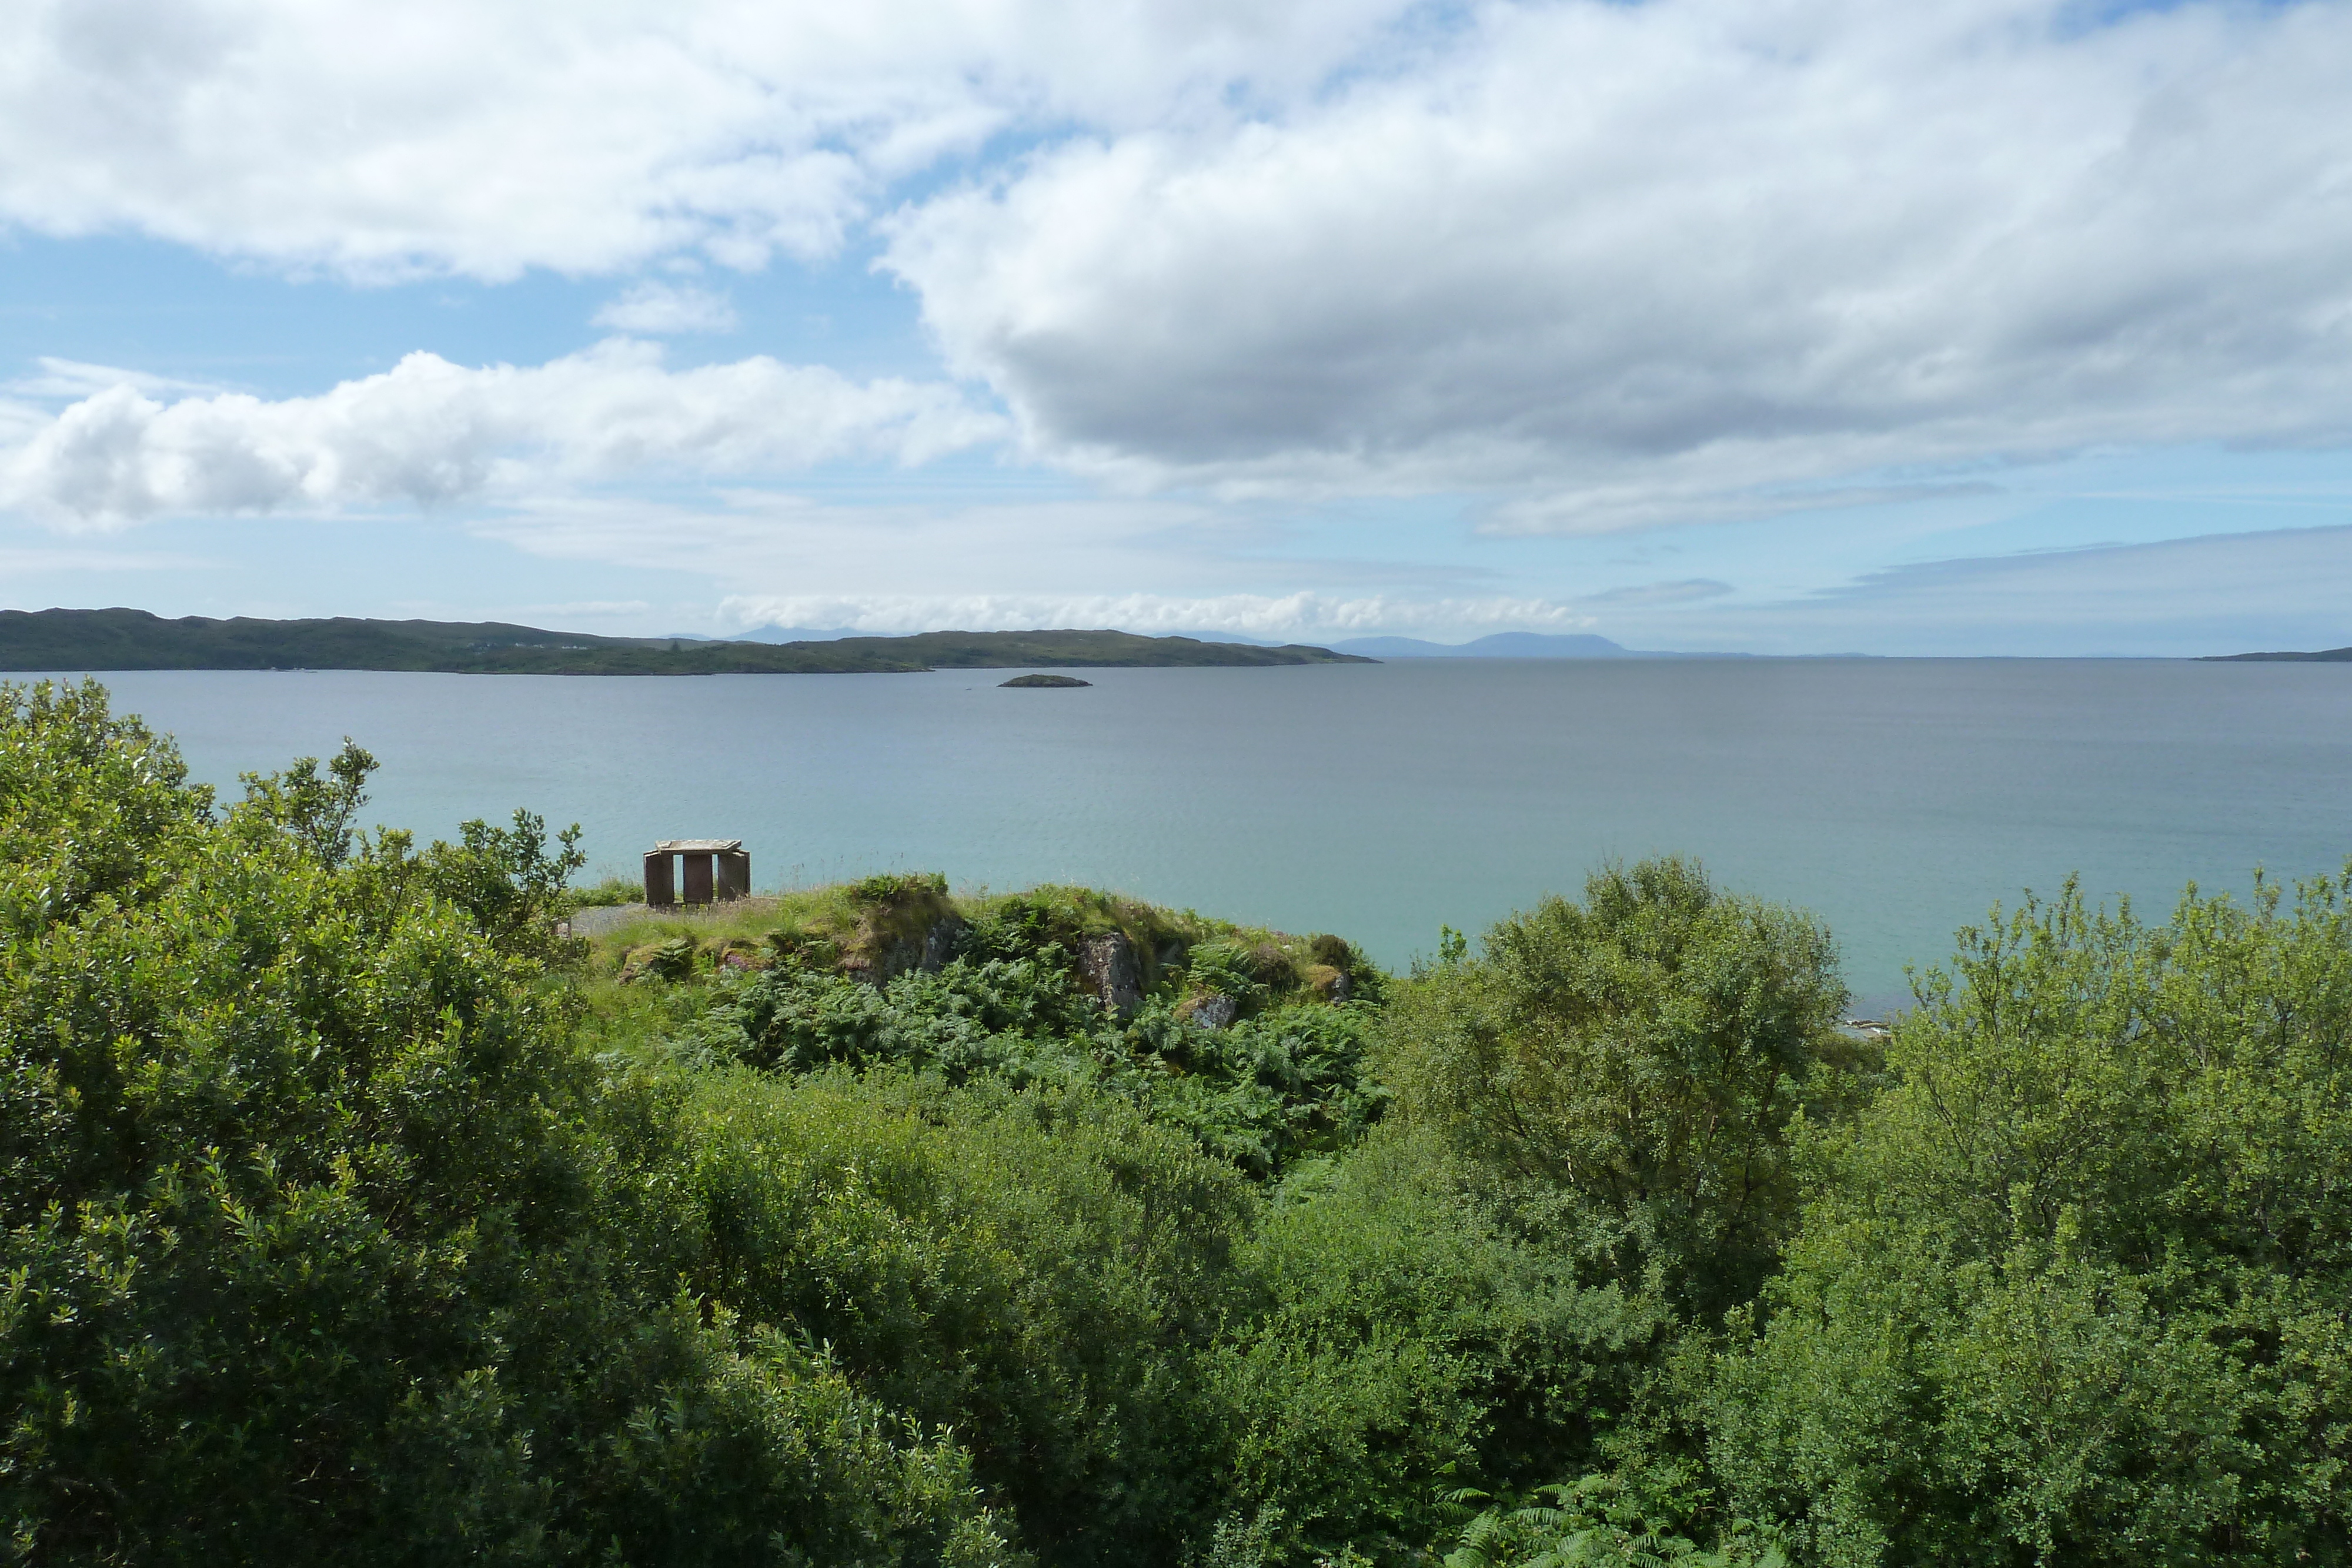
[4,356,230,399]
[0,0,1411,280]
[0,339,1005,526]
[592,282,739,336]
[12,0,2352,587]
[714,590,1596,641]
[460,490,1601,640]
[887,0,2352,525]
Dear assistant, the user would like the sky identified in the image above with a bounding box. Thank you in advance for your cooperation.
[4,0,2351,656]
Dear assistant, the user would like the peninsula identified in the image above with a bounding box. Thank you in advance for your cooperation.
[2202,645,2352,661]
[0,608,1373,674]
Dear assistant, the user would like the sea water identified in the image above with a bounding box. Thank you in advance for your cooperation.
[37,658,2352,1014]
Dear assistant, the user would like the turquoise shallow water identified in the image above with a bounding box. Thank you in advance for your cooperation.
[39,659,2352,1015]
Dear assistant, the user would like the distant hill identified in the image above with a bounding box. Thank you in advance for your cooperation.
[1327,631,1757,658]
[725,624,868,643]
[729,623,1288,648]
[1329,632,1643,658]
[2202,646,2352,661]
[0,609,1374,674]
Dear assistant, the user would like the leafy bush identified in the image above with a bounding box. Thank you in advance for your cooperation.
[569,874,641,908]
[1444,1465,1785,1568]
[0,680,1019,1565]
[671,1068,1251,1567]
[1377,858,1866,1316]
[20,677,2352,1568]
[1709,875,2352,1566]
[1212,1128,1676,1561]
[683,945,1384,1180]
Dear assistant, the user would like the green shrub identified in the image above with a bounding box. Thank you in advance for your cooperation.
[1709,875,2352,1566]
[1377,858,1862,1316]
[569,875,640,908]
[673,1068,1252,1568]
[1442,1463,1786,1568]
[1214,1128,1677,1560]
[0,680,1019,1566]
[685,950,1385,1181]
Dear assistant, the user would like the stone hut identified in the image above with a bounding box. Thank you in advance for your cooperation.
[644,839,750,907]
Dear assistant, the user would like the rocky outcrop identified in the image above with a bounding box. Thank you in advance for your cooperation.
[619,935,699,984]
[1075,932,1146,1019]
[843,914,967,987]
[1302,964,1351,1002]
[1177,992,1239,1030]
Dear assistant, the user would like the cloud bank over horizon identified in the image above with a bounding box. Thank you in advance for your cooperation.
[1,344,1001,527]
[2,0,2348,651]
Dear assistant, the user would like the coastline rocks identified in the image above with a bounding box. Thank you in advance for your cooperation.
[1075,932,1146,1019]
[1000,673,1091,688]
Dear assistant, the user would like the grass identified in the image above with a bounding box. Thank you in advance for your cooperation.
[570,872,1384,1014]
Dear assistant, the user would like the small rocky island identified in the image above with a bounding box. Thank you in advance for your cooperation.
[1000,673,1092,688]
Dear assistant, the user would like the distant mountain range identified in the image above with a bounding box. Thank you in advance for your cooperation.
[0,609,1372,675]
[684,627,1740,658]
[2202,646,2352,661]
[1325,632,1748,658]
[701,624,1296,648]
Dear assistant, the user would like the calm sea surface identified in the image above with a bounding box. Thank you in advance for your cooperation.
[36,659,2352,1015]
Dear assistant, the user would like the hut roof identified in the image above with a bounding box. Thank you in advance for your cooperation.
[653,838,744,854]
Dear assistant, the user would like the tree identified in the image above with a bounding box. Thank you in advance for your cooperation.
[1378,858,1861,1315]
[1711,875,2352,1565]
[0,680,1016,1564]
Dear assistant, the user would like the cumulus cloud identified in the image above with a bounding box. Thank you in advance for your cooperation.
[714,591,1597,641]
[448,489,1600,639]
[13,0,2352,573]
[887,0,2352,524]
[0,0,1410,280]
[592,282,739,336]
[0,340,1005,526]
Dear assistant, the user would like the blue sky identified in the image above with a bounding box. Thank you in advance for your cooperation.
[4,0,2350,655]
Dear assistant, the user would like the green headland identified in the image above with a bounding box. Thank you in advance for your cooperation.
[0,606,1374,674]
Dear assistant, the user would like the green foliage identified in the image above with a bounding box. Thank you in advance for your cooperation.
[17,677,2352,1568]
[1444,1465,1785,1568]
[569,875,641,908]
[671,1068,1251,1567]
[232,736,376,865]
[1213,1128,1676,1560]
[1379,859,1862,1314]
[681,945,1384,1180]
[1710,875,2352,1566]
[0,680,1018,1565]
[0,609,1368,675]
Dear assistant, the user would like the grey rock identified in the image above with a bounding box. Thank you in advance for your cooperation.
[1178,993,1239,1031]
[1076,932,1146,1019]
[922,917,965,972]
[854,914,968,987]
